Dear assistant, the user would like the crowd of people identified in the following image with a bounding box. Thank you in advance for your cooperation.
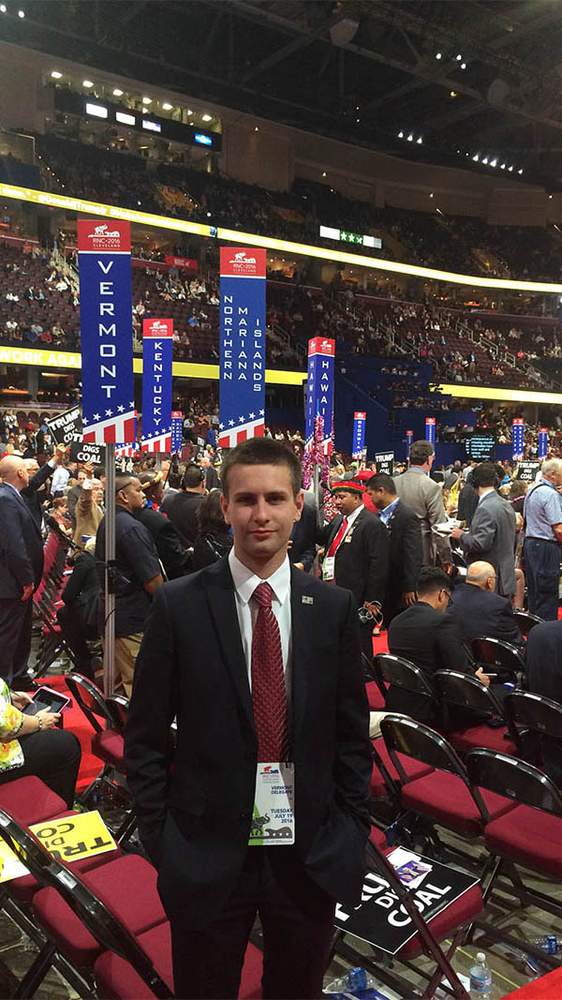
[27,134,562,283]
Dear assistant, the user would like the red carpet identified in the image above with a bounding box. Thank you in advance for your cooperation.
[45,675,104,793]
[505,968,562,998]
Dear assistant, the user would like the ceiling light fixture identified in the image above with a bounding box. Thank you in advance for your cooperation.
[50,71,62,79]
[435,52,442,60]
[113,88,123,97]
[0,5,7,13]
[201,113,212,122]
[460,62,467,70]
[450,91,457,98]
[407,133,414,141]
[17,8,24,16]
[456,53,462,61]
[482,156,489,165]
[398,130,404,138]
[490,158,497,167]
[416,136,423,144]
[500,163,506,169]
[142,97,152,105]
[162,102,173,111]
[472,154,479,162]
[83,80,94,88]
[518,168,523,175]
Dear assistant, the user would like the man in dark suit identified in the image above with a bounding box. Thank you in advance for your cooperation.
[387,567,490,726]
[526,621,562,784]
[322,477,389,659]
[446,561,522,648]
[0,455,45,684]
[199,452,220,491]
[289,490,318,572]
[125,439,371,1000]
[450,462,516,599]
[365,472,423,624]
[161,463,206,546]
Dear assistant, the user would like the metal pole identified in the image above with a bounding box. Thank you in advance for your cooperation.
[103,443,115,696]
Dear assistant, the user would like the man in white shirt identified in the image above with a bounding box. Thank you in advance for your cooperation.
[126,438,371,1000]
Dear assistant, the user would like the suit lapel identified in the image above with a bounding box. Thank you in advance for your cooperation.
[289,567,316,751]
[203,558,255,733]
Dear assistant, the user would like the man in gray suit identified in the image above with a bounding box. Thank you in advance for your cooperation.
[394,440,451,569]
[450,462,516,599]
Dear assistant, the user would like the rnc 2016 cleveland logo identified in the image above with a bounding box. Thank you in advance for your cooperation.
[77,220,131,253]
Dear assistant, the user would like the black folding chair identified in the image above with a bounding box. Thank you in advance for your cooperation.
[504,690,562,776]
[434,670,518,755]
[470,636,525,682]
[374,653,437,716]
[380,715,516,854]
[513,610,543,640]
[65,675,135,843]
[465,748,562,968]
[0,809,172,998]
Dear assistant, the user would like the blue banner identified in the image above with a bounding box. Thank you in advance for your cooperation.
[77,220,135,444]
[512,418,525,460]
[219,247,266,448]
[425,417,436,446]
[538,428,549,459]
[352,411,366,458]
[141,318,173,453]
[305,337,335,453]
[171,411,183,454]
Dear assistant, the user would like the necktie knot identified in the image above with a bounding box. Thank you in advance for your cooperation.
[252,581,273,609]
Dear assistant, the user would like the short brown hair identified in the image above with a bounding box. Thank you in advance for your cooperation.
[409,440,434,466]
[221,438,301,497]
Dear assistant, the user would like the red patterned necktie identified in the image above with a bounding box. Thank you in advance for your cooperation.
[251,582,288,762]
[327,516,348,557]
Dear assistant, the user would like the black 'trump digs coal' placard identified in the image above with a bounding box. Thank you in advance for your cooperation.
[516,461,541,483]
[334,848,479,955]
[46,405,82,447]
[375,452,394,476]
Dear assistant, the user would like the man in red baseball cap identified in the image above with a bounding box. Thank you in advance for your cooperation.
[321,477,389,659]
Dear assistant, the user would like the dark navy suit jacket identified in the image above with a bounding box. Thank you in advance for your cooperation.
[0,483,44,598]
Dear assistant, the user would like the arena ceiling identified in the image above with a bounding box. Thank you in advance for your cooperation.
[6,0,562,186]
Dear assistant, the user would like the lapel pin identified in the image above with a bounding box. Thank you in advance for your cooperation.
[302,596,314,605]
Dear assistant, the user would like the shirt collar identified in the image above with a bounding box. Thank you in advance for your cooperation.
[478,489,495,504]
[408,466,426,474]
[228,548,291,607]
[379,497,400,524]
[344,504,364,528]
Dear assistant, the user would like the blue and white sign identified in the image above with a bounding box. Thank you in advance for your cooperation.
[352,411,367,459]
[77,220,135,444]
[512,418,525,460]
[305,337,335,454]
[171,411,183,454]
[141,318,173,453]
[425,416,436,446]
[538,428,549,459]
[219,247,266,448]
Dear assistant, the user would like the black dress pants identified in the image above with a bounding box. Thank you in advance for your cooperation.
[57,604,96,677]
[524,538,561,621]
[0,598,33,686]
[0,729,81,808]
[170,848,335,1000]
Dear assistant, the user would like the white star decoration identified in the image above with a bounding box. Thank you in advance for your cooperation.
[105,409,113,417]
[129,401,135,408]
[238,416,245,423]
[228,419,234,426]
[219,422,224,430]
[93,412,100,421]
[117,404,124,413]
[249,412,255,419]
[259,409,265,416]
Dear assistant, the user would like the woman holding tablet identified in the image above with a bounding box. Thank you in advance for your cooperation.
[0,680,81,807]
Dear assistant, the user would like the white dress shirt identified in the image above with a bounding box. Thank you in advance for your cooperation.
[228,548,292,691]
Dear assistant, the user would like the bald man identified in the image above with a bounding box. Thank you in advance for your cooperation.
[0,456,44,684]
[445,560,522,648]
